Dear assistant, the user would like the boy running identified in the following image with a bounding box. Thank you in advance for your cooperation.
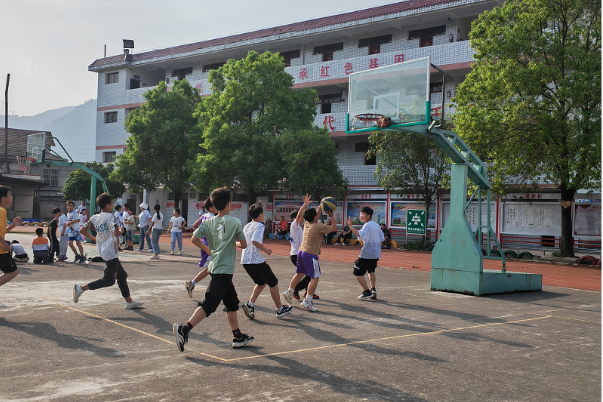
[282,197,336,312]
[240,203,292,320]
[184,198,216,297]
[346,206,384,300]
[0,186,22,288]
[173,187,254,351]
[74,193,143,309]
[65,201,86,263]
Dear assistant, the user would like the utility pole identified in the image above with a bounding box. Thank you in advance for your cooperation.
[4,74,9,173]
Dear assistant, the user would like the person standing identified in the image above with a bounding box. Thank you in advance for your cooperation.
[48,208,61,261]
[146,204,163,259]
[168,208,186,255]
[136,203,152,252]
[65,201,86,263]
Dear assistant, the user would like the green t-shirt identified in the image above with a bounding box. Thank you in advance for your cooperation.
[193,214,245,275]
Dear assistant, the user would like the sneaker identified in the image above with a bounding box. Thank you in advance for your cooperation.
[148,249,153,253]
[185,280,195,298]
[125,300,143,309]
[232,333,254,348]
[173,324,188,352]
[282,289,293,304]
[74,254,80,262]
[170,250,174,255]
[300,299,318,312]
[78,254,87,264]
[73,284,83,303]
[303,292,320,300]
[276,305,293,318]
[137,248,144,251]
[371,289,377,300]
[358,290,373,300]
[242,302,255,320]
[292,290,300,300]
[177,251,182,256]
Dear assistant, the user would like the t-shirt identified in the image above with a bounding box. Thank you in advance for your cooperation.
[66,210,81,233]
[382,227,391,238]
[77,204,86,213]
[289,220,303,256]
[199,212,214,260]
[241,221,266,264]
[58,214,68,237]
[139,210,152,227]
[84,212,119,261]
[279,220,288,231]
[170,216,186,233]
[10,243,26,255]
[48,219,58,240]
[32,237,49,251]
[300,221,333,255]
[358,220,385,260]
[125,215,136,231]
[114,211,124,227]
[193,215,245,275]
[152,213,163,230]
[0,207,7,254]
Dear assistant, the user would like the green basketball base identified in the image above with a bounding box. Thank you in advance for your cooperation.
[430,269,542,296]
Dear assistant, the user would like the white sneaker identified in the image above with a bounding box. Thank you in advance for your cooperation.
[73,284,83,303]
[282,289,293,304]
[300,299,318,312]
[177,251,182,256]
[170,250,174,255]
[125,300,143,309]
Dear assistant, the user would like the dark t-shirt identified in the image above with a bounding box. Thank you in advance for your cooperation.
[382,228,391,238]
[48,220,58,240]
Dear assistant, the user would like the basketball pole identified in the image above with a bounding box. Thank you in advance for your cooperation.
[4,74,9,173]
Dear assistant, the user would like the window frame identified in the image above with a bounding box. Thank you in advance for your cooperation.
[202,62,225,73]
[103,151,117,163]
[43,168,59,187]
[358,34,392,55]
[408,26,446,41]
[281,50,300,67]
[106,72,119,84]
[171,67,193,80]
[104,112,118,124]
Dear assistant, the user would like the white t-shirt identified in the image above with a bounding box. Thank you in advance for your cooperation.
[152,213,163,230]
[289,220,303,256]
[114,211,124,227]
[139,210,152,227]
[241,221,266,265]
[170,216,185,233]
[66,210,81,232]
[10,243,26,255]
[358,220,385,260]
[86,212,119,261]
[58,214,68,237]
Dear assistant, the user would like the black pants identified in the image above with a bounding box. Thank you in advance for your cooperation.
[336,232,352,244]
[199,274,240,317]
[33,250,50,264]
[87,258,130,298]
[50,239,60,258]
[290,255,311,292]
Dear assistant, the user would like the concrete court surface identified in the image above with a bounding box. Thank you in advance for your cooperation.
[0,235,600,401]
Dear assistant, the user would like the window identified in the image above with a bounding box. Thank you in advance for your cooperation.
[313,42,344,62]
[104,112,118,123]
[106,72,119,84]
[202,62,225,72]
[430,82,443,93]
[358,34,392,55]
[355,142,376,165]
[281,50,300,67]
[172,67,193,80]
[319,94,340,114]
[408,26,446,47]
[103,151,116,163]
[43,169,59,187]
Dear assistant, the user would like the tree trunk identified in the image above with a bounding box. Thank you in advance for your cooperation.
[174,192,181,215]
[559,185,575,257]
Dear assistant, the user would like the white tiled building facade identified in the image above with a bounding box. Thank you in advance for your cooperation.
[88,0,601,249]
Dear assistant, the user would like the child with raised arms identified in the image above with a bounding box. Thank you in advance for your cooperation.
[288,195,319,300]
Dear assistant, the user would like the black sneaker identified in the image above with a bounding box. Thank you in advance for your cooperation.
[358,290,373,300]
[232,334,254,348]
[173,324,188,352]
[276,305,293,318]
[370,289,377,300]
[242,302,255,320]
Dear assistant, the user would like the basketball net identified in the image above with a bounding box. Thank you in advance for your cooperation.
[17,157,32,174]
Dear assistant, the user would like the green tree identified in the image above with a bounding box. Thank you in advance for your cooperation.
[368,133,447,244]
[452,0,601,256]
[114,79,201,211]
[192,51,317,202]
[63,162,125,202]
[280,127,347,200]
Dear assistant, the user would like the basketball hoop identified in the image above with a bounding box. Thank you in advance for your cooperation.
[351,113,391,130]
[17,156,34,174]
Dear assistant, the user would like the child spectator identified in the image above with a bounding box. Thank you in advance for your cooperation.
[277,216,289,237]
[48,208,61,261]
[122,203,130,248]
[114,204,124,250]
[184,198,216,298]
[58,207,68,262]
[74,193,143,310]
[136,203,152,252]
[146,204,163,259]
[0,186,23,288]
[32,228,51,264]
[168,208,186,255]
[80,208,89,243]
[77,200,86,214]
[124,206,136,251]
[11,240,29,262]
[173,187,254,352]
[65,201,86,263]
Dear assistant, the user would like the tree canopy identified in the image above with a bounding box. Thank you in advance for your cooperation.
[63,162,125,201]
[452,0,600,255]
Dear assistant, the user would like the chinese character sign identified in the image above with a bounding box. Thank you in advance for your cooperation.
[320,66,330,77]
[299,68,308,80]
[394,54,404,63]
[406,210,426,235]
[323,115,335,130]
[344,62,353,75]
[369,58,378,69]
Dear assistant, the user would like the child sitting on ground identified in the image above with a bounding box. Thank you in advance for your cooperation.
[32,228,51,264]
[10,240,29,262]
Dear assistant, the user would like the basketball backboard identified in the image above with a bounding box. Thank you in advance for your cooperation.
[347,57,432,133]
[26,132,46,162]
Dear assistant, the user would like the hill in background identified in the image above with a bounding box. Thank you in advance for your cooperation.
[1,99,96,162]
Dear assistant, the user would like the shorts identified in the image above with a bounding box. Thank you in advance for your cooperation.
[0,253,17,274]
[198,274,240,318]
[68,232,83,242]
[243,262,278,288]
[296,251,321,278]
[125,230,134,241]
[290,254,297,267]
[353,258,378,276]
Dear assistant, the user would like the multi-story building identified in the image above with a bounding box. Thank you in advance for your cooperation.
[88,0,600,250]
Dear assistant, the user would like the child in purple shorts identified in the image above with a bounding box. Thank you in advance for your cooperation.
[184,198,217,298]
[282,196,336,312]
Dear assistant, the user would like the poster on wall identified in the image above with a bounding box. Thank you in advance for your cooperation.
[501,202,561,235]
[346,201,387,225]
[442,202,496,232]
[574,204,601,236]
[390,202,436,228]
[274,200,344,224]
[229,202,249,224]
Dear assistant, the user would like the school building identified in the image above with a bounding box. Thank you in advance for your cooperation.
[88,0,600,251]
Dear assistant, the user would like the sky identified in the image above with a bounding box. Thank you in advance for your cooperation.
[2,0,395,117]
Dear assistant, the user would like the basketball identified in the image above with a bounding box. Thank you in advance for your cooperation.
[320,197,337,213]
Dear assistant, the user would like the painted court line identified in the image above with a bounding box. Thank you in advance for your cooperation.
[40,297,551,363]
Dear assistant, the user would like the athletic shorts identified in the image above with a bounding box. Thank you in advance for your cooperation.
[0,253,17,274]
[125,230,134,241]
[198,274,240,317]
[243,262,278,288]
[296,251,321,278]
[353,258,378,276]
[290,254,297,267]
[68,232,83,242]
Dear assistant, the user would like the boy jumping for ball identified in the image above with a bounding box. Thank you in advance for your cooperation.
[0,186,22,288]
[288,195,319,300]
[240,203,292,320]
[73,193,143,309]
[282,197,336,312]
[347,206,384,300]
[184,197,217,298]
[173,187,254,352]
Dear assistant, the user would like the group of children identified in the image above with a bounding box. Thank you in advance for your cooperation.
[0,183,386,354]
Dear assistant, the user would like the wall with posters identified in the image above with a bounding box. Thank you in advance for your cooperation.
[390,202,436,228]
[228,202,249,224]
[501,202,560,235]
[441,202,496,232]
[574,203,601,236]
[346,201,387,225]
